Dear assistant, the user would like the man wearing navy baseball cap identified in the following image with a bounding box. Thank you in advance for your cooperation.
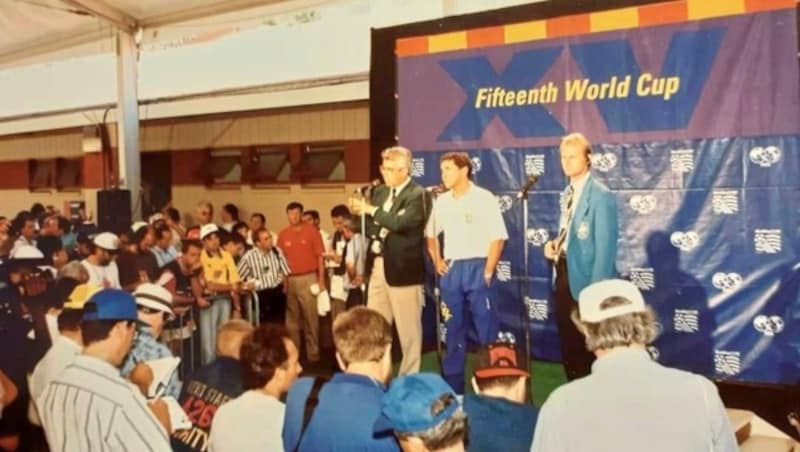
[37,289,173,452]
[464,342,538,452]
[374,373,467,452]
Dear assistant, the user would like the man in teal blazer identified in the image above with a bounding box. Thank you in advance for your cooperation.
[544,133,618,380]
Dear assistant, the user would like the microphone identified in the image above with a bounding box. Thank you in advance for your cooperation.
[354,179,381,195]
[426,184,448,195]
[516,175,539,199]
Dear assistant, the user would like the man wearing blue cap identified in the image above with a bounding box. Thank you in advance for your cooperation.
[37,289,172,452]
[374,373,468,452]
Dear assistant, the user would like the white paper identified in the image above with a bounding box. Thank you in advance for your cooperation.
[162,396,192,431]
[155,271,175,287]
[317,290,331,316]
[330,275,347,301]
[145,357,181,398]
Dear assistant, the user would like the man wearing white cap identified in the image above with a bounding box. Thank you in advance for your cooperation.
[81,232,122,289]
[531,279,736,452]
[121,283,182,398]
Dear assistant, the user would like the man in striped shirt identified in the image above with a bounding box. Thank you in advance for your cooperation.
[237,228,291,324]
[38,289,172,452]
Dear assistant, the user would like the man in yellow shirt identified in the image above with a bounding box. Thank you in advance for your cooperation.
[199,224,250,364]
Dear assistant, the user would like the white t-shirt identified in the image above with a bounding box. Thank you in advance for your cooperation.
[425,182,509,261]
[81,260,121,289]
[209,390,285,452]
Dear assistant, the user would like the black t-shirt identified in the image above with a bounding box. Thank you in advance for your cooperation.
[171,357,244,452]
[117,251,160,287]
[161,260,200,295]
[331,231,349,276]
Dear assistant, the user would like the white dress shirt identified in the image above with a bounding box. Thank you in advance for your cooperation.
[381,177,412,212]
[531,348,737,452]
[38,355,171,452]
[560,172,590,250]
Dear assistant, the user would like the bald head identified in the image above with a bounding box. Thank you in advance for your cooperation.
[216,319,254,359]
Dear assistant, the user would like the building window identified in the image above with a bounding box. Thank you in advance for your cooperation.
[28,159,55,191]
[250,147,291,183]
[208,149,242,185]
[298,143,346,182]
[56,158,83,190]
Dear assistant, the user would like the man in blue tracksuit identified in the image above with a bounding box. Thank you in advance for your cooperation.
[426,152,508,394]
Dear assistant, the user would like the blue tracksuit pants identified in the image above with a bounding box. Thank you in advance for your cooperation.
[439,258,498,393]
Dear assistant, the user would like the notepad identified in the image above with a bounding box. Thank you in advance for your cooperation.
[162,396,192,431]
[144,356,181,399]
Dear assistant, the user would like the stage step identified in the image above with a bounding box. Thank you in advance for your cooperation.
[739,435,796,452]
[727,408,754,444]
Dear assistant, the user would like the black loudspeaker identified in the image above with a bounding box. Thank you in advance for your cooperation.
[97,189,132,234]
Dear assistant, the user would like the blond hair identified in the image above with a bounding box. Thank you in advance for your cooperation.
[560,132,592,154]
[381,146,413,171]
[333,307,391,364]
[216,319,254,358]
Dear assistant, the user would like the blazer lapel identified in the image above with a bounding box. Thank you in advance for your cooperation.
[388,180,414,214]
[372,185,389,207]
[570,176,594,236]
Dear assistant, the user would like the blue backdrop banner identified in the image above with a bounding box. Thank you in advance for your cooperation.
[398,7,800,385]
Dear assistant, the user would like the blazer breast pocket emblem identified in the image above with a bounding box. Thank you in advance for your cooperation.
[577,221,590,240]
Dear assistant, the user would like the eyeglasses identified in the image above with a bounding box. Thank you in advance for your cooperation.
[137,306,171,323]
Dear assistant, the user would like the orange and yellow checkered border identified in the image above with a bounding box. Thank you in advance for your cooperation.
[395,0,795,57]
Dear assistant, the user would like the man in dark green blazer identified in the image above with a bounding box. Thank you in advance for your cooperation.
[350,146,430,375]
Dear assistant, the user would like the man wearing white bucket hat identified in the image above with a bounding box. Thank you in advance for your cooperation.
[121,283,182,399]
[531,279,736,452]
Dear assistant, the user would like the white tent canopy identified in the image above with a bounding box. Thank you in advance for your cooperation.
[0,0,543,135]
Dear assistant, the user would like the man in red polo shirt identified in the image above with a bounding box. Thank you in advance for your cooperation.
[277,202,325,364]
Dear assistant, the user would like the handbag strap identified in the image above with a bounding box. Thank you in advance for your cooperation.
[293,376,329,452]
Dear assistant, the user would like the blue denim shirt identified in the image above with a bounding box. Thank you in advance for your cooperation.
[121,327,182,399]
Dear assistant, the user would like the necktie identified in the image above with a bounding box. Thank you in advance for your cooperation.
[555,185,575,259]
[390,188,397,203]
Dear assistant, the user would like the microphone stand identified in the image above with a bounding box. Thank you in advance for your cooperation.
[517,182,534,403]
[424,188,443,370]
[359,186,372,295]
